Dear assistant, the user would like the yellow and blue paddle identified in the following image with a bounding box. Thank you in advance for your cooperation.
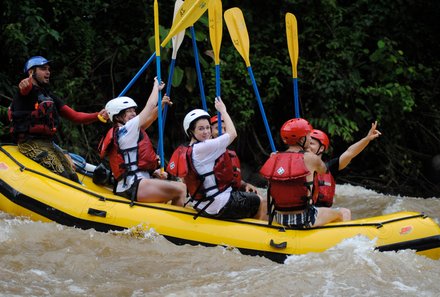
[172,0,208,111]
[224,7,276,152]
[154,0,165,172]
[208,0,223,134]
[162,0,186,128]
[162,0,208,47]
[286,12,300,118]
[119,0,208,97]
[157,0,186,156]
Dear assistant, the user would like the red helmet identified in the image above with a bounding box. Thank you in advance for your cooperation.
[311,129,330,151]
[210,115,218,124]
[280,118,313,145]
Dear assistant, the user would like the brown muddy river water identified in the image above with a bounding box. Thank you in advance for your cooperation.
[1,184,439,297]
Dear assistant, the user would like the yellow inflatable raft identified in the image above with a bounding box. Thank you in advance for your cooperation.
[1,144,439,263]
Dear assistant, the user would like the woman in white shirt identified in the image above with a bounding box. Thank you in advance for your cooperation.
[177,97,266,220]
[103,78,185,206]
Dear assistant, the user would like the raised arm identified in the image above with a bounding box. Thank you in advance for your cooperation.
[138,78,165,130]
[214,97,237,145]
[339,121,382,170]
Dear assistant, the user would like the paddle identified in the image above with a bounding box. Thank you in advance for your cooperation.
[190,26,208,111]
[224,7,276,152]
[154,0,165,172]
[165,0,209,111]
[158,0,186,156]
[118,54,155,97]
[161,0,209,47]
[119,0,208,97]
[162,0,186,129]
[286,12,300,118]
[209,0,223,135]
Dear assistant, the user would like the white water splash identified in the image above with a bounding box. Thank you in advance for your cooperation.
[336,183,382,197]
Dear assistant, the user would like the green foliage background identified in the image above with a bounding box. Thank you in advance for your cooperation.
[1,0,439,197]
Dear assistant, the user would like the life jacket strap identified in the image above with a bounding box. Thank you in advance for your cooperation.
[267,183,275,225]
[192,198,215,220]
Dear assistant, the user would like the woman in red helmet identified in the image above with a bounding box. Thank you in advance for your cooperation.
[310,121,382,208]
[260,118,348,228]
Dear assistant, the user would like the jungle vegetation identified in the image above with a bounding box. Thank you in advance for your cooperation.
[1,0,439,197]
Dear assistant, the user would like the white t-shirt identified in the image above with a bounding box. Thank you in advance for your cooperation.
[115,116,151,193]
[191,133,232,214]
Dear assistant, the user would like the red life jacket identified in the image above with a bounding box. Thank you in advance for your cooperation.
[167,144,235,200]
[98,127,158,181]
[259,152,318,211]
[218,149,242,190]
[315,172,336,207]
[10,100,59,137]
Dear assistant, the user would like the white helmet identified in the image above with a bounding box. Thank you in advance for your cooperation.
[105,96,137,122]
[183,109,210,136]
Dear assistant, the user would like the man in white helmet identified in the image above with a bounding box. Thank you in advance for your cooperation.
[9,56,109,182]
[99,78,185,206]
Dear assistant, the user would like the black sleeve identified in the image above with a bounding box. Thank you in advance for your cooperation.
[12,90,35,111]
[325,157,340,176]
[53,95,66,111]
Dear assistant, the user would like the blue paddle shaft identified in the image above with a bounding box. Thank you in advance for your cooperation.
[215,64,222,136]
[119,52,156,97]
[247,66,276,152]
[190,26,207,111]
[156,56,164,169]
[162,59,176,130]
[157,58,176,155]
[293,77,300,118]
[215,65,221,97]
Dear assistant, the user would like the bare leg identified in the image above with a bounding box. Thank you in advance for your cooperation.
[254,195,268,221]
[136,178,186,206]
[340,208,351,221]
[312,207,343,227]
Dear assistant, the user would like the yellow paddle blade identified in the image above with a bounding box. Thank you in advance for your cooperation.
[161,0,209,47]
[171,0,186,59]
[154,0,160,56]
[224,7,251,67]
[209,0,223,65]
[286,12,299,78]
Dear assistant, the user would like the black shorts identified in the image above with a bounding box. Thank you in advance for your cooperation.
[116,179,141,202]
[216,191,260,219]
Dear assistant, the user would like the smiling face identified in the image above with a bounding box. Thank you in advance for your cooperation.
[192,118,211,142]
[32,65,50,85]
[114,107,137,125]
[121,108,137,123]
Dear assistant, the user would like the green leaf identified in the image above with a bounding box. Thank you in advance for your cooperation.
[172,66,184,87]
[377,39,385,48]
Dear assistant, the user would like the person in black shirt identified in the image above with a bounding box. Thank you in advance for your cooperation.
[10,56,108,182]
